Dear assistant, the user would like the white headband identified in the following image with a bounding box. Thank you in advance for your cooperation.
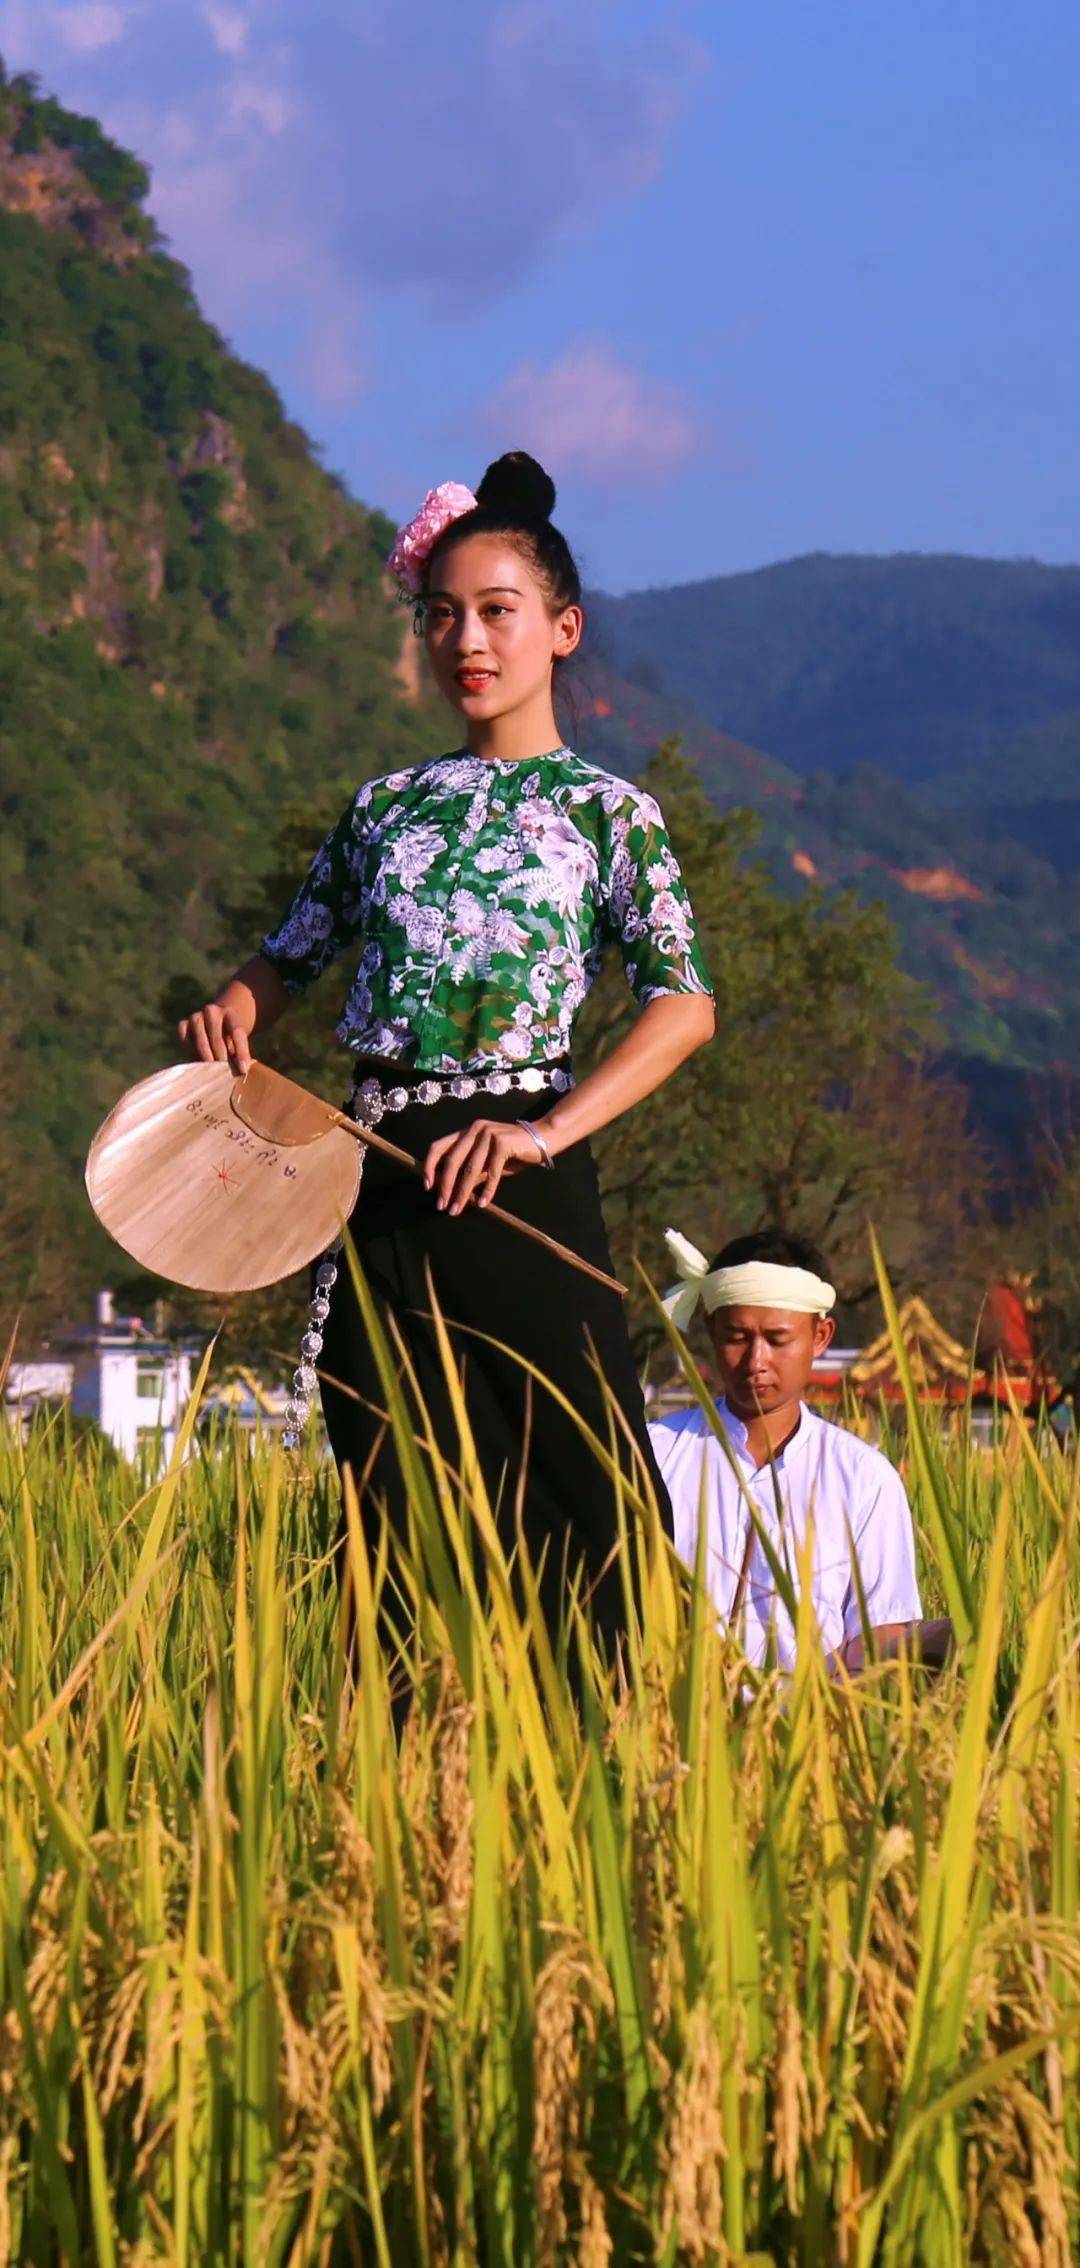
[661,1230,836,1331]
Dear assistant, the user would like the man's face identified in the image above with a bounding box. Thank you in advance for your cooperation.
[706,1304,835,1418]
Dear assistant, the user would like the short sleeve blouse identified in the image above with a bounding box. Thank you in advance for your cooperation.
[259,746,713,1074]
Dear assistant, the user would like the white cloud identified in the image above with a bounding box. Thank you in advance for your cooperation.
[53,2,126,50]
[2,2,700,312]
[0,0,129,59]
[203,3,247,55]
[315,8,705,306]
[479,339,703,485]
[0,0,705,459]
[227,78,289,134]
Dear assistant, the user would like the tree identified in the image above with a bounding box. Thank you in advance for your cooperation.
[577,742,991,1344]
[0,999,71,1343]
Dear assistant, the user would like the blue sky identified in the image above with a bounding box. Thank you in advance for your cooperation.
[3,0,1077,591]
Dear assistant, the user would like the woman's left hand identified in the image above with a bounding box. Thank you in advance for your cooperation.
[423,1117,550,1215]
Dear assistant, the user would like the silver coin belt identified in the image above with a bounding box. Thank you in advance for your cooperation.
[282,1062,574,1447]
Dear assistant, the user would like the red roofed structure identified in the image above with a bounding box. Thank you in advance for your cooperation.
[809,1285,1057,1416]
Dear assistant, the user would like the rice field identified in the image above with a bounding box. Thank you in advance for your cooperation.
[0,1261,1078,2266]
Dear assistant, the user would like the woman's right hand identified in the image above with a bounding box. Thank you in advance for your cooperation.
[177,959,291,1073]
[177,997,254,1073]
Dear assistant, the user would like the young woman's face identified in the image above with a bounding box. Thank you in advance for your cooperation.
[422,534,582,724]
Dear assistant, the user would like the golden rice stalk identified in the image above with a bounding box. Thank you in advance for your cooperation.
[577,2169,613,2268]
[660,1999,727,2262]
[770,1994,816,2215]
[532,1939,611,2268]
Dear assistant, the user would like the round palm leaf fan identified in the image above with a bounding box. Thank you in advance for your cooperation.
[85,1061,363,1293]
[87,1059,626,1297]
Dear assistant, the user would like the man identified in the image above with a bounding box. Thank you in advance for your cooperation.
[649,1228,923,1672]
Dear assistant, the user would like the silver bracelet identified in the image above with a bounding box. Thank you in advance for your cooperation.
[516,1118,555,1170]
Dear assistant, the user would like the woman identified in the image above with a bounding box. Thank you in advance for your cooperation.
[179,452,715,1649]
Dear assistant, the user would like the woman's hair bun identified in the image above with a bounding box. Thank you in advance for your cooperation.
[475,450,556,523]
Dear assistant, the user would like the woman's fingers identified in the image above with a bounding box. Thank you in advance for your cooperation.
[209,1010,229,1063]
[177,1009,214,1062]
[423,1120,540,1214]
[477,1124,543,1201]
[422,1130,458,1192]
[475,1129,518,1206]
[223,1013,253,1073]
[177,1004,251,1069]
[425,1122,509,1213]
[441,1127,496,1215]
[469,1128,526,1209]
[424,1124,495,1206]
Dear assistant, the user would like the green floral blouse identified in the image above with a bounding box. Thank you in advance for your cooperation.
[259,747,713,1074]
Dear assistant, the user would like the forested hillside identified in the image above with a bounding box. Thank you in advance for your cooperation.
[589,558,1080,1072]
[0,66,453,1313]
[589,552,1080,791]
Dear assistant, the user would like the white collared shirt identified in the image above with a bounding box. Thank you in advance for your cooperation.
[648,1398,922,1670]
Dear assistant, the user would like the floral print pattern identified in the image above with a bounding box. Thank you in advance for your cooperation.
[260,747,712,1073]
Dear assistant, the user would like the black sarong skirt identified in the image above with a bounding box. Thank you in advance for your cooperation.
[317,1071,672,1647]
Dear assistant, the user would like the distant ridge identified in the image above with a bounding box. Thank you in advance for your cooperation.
[589,551,1080,792]
[587,551,1080,1078]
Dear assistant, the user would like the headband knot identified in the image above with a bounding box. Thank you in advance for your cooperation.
[388,481,477,597]
[661,1228,836,1328]
[660,1230,713,1330]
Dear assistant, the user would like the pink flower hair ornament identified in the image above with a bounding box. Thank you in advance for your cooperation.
[387,480,477,598]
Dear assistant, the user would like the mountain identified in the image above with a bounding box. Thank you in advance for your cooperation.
[588,555,1080,1073]
[0,65,458,1303]
[588,552,1080,797]
[573,665,1078,1075]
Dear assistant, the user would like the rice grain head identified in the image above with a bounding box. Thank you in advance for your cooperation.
[533,1941,610,2267]
[660,1998,726,2263]
[577,2168,613,2268]
[771,1995,814,2214]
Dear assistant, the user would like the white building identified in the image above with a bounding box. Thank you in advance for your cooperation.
[5,1359,74,1409]
[6,1292,195,1463]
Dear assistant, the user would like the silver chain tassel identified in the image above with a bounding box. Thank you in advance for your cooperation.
[282,1089,366,1450]
[282,1238,344,1451]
